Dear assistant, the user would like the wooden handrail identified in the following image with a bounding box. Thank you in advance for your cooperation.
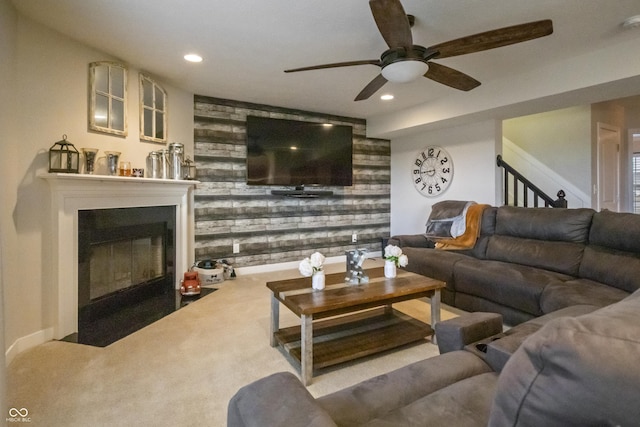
[497,155,567,208]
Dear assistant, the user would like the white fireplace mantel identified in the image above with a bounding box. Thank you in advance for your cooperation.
[40,173,198,339]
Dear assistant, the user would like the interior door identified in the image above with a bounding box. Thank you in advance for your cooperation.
[597,122,620,212]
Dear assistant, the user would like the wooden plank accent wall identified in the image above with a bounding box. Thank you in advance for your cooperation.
[193,95,390,268]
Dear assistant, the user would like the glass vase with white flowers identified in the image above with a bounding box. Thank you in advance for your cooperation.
[383,245,408,278]
[299,251,326,290]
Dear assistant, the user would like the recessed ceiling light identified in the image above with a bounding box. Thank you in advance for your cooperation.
[184,54,203,63]
[622,15,640,29]
[380,94,394,101]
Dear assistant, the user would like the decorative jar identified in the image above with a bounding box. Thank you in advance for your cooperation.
[104,151,121,176]
[384,260,397,279]
[81,148,98,174]
[312,271,325,291]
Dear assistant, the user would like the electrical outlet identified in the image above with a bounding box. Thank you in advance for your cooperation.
[233,243,240,253]
[351,233,357,243]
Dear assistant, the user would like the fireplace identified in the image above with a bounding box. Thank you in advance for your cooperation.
[78,206,176,323]
[41,173,197,340]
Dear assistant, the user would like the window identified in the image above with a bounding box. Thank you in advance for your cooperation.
[633,153,640,214]
[89,62,128,136]
[139,74,167,143]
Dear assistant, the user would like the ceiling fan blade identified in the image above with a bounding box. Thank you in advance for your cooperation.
[424,62,481,91]
[369,0,413,49]
[354,74,388,101]
[285,59,381,73]
[429,19,553,59]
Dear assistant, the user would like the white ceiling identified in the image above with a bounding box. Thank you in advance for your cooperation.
[12,0,640,120]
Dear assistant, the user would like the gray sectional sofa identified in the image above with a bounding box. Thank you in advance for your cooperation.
[389,206,640,325]
[228,291,640,426]
[228,206,640,426]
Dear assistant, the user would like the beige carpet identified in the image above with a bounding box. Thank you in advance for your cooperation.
[7,260,462,426]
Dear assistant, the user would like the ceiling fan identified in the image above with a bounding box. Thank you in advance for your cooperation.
[284,0,553,101]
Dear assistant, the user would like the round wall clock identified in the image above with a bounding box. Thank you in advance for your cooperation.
[411,146,454,197]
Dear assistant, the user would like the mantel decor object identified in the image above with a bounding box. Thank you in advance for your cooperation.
[182,156,197,180]
[104,151,121,176]
[167,142,184,180]
[81,148,98,174]
[48,134,79,173]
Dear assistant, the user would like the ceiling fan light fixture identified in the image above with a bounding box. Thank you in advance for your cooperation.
[381,60,429,83]
[622,15,640,30]
[184,53,203,63]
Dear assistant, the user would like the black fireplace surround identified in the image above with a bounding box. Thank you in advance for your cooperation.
[77,206,176,343]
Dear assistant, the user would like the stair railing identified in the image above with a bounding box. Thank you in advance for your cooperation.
[497,155,567,208]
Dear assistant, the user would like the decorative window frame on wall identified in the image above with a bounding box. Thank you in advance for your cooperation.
[88,61,128,137]
[139,73,168,144]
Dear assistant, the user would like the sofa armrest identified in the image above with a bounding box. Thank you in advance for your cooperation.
[227,372,337,427]
[388,234,434,249]
[434,312,504,354]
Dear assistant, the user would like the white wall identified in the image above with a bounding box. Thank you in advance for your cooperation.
[390,120,500,236]
[503,106,592,197]
[3,11,194,361]
[0,0,18,412]
[501,138,591,208]
[367,34,640,140]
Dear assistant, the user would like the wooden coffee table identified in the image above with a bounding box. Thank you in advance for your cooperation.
[267,266,445,385]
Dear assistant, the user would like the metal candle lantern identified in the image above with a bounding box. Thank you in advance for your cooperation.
[48,134,79,173]
[182,156,197,180]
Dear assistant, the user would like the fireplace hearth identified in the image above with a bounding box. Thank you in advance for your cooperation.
[70,204,212,347]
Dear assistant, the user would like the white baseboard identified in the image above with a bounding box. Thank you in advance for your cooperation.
[5,252,384,364]
[5,327,54,366]
[235,251,382,276]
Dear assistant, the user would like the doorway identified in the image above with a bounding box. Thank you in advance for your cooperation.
[632,131,640,214]
[596,122,621,212]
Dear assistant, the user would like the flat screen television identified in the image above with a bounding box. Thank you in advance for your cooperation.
[246,116,353,187]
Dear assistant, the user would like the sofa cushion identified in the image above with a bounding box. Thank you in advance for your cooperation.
[588,209,640,253]
[486,235,584,276]
[453,259,573,316]
[540,277,629,313]
[387,234,434,249]
[227,372,338,427]
[362,372,497,427]
[317,350,493,426]
[401,247,470,295]
[488,290,640,426]
[579,245,640,293]
[481,305,599,372]
[494,206,593,243]
[454,293,536,326]
[479,206,497,236]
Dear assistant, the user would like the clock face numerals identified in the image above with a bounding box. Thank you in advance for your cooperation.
[412,146,454,197]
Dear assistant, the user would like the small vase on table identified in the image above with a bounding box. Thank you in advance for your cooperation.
[384,260,397,278]
[312,271,325,291]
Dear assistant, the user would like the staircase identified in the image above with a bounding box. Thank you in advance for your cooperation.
[497,155,567,208]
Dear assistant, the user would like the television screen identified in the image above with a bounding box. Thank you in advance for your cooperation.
[246,116,353,186]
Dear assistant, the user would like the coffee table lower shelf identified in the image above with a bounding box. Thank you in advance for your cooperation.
[273,307,433,370]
